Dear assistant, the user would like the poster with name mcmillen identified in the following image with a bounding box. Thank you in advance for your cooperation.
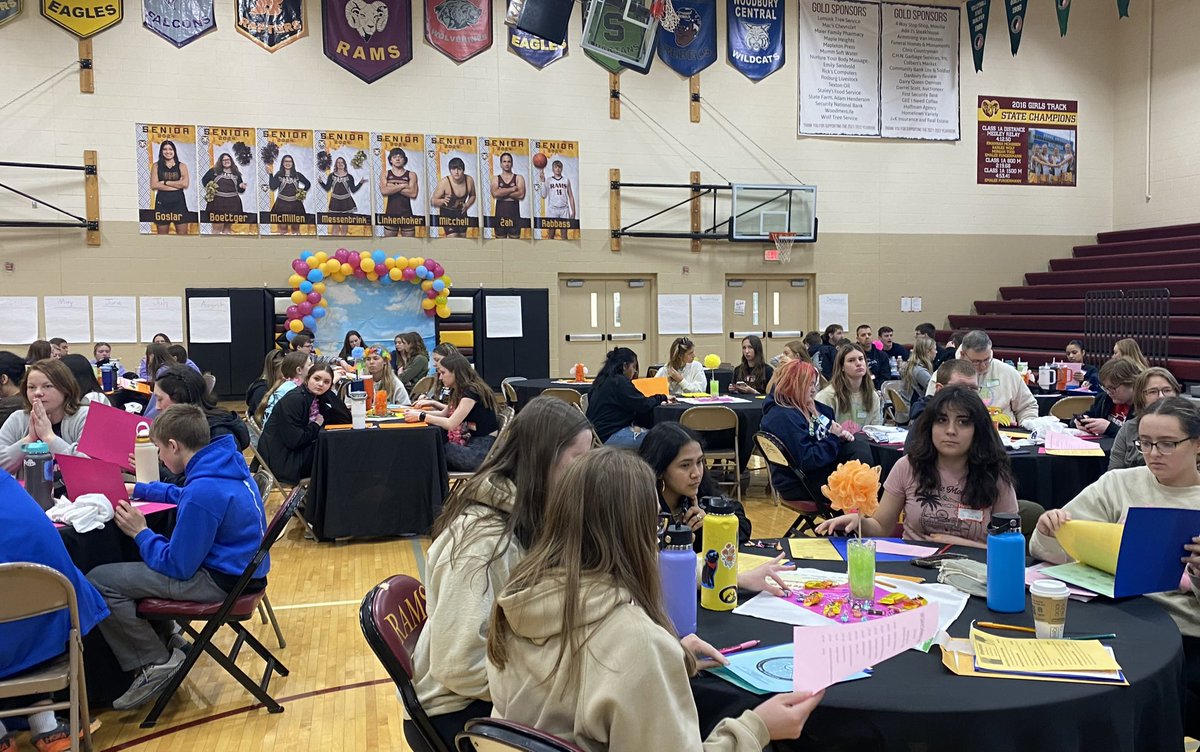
[197,125,258,235]
[977,96,1077,186]
[373,132,426,238]
[426,134,480,239]
[136,123,199,235]
[258,128,317,235]
[314,129,373,237]
[530,139,579,241]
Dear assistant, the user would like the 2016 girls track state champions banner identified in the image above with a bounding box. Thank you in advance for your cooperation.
[143,0,213,45]
[424,0,490,62]
[322,0,412,82]
[0,0,22,28]
[41,0,121,37]
[508,26,565,69]
[237,0,305,51]
[656,0,716,76]
[726,0,783,81]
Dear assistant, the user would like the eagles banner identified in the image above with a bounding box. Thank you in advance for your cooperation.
[236,0,305,51]
[726,0,782,81]
[966,0,989,72]
[0,0,22,28]
[508,26,565,69]
[656,0,716,76]
[143,0,214,46]
[1003,0,1025,56]
[425,0,490,62]
[323,0,411,82]
[41,0,121,37]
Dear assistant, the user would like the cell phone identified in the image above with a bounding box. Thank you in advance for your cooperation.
[911,552,968,568]
[1072,413,1087,424]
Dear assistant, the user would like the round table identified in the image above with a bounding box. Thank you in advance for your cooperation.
[691,547,1185,752]
[510,378,594,410]
[652,398,765,472]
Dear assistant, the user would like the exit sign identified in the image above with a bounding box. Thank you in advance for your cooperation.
[763,248,780,262]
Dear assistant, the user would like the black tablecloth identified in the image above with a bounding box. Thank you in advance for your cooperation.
[652,399,764,472]
[691,548,1184,752]
[511,379,594,411]
[870,437,1113,510]
[305,426,447,540]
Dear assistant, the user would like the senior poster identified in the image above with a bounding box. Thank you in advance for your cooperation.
[479,138,531,240]
[197,126,257,235]
[136,123,199,235]
[372,132,426,238]
[530,139,579,241]
[977,96,1077,186]
[314,129,372,237]
[425,134,480,239]
[257,128,317,235]
[797,0,881,137]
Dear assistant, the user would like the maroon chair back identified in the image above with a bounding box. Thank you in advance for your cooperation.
[456,719,586,752]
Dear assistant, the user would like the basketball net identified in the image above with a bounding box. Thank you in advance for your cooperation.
[769,232,796,263]
[651,0,680,31]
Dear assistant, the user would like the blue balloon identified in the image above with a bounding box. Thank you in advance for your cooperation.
[285,330,297,342]
[300,250,313,260]
[371,250,386,264]
[351,346,365,359]
[432,279,445,292]
[307,269,324,283]
[417,266,429,279]
[312,306,327,319]
[299,281,314,294]
[303,315,316,329]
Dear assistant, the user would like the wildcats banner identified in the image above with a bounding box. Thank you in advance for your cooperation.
[136,123,198,235]
[656,0,716,76]
[479,138,531,240]
[197,125,258,235]
[236,0,306,51]
[726,0,783,81]
[0,0,22,28]
[425,135,480,239]
[258,128,317,235]
[373,132,426,237]
[322,0,412,82]
[531,139,579,241]
[143,0,214,45]
[314,129,372,236]
[424,0,490,62]
[977,96,1077,186]
[508,26,565,69]
[1003,0,1025,55]
[41,0,121,37]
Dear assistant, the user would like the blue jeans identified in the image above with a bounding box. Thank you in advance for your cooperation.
[604,426,646,449]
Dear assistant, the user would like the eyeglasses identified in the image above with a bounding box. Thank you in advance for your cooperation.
[1134,438,1193,455]
[1142,387,1177,398]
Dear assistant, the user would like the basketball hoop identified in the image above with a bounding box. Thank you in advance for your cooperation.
[769,232,796,263]
[650,0,680,31]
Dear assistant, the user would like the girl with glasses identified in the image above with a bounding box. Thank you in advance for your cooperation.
[1108,367,1181,471]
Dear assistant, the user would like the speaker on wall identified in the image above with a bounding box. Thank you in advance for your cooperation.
[506,0,572,45]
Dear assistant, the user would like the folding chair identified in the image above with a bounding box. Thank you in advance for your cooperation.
[251,469,287,649]
[244,411,280,487]
[500,377,526,408]
[679,406,741,503]
[540,388,582,409]
[753,431,829,537]
[456,719,586,752]
[0,563,93,752]
[359,575,448,752]
[1049,395,1093,421]
[133,485,304,727]
[883,385,910,426]
[412,375,437,400]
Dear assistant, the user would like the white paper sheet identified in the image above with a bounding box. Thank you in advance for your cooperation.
[187,297,231,343]
[43,296,91,342]
[690,294,723,334]
[485,296,523,338]
[818,294,849,331]
[733,299,746,316]
[92,296,138,343]
[139,296,184,342]
[657,294,691,335]
[0,297,39,344]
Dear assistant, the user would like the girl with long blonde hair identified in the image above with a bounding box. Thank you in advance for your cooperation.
[816,344,882,426]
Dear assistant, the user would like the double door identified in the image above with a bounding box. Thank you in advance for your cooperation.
[723,277,814,364]
[558,277,655,375]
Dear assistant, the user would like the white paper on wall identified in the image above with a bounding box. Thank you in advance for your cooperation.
[485,296,523,338]
[818,294,849,332]
[188,297,232,343]
[139,297,184,343]
[657,294,691,335]
[690,294,723,334]
[43,296,91,342]
[92,297,138,343]
[0,297,40,344]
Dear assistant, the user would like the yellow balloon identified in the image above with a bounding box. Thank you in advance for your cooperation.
[325,260,340,274]
[317,298,328,307]
[421,280,434,291]
[384,257,396,270]
[421,298,436,310]
[435,294,448,305]
[389,267,404,281]
[288,274,304,288]
[315,251,329,263]
[306,256,320,269]
[340,263,353,276]
[289,319,304,333]
[367,272,379,281]
[441,275,453,286]
[436,305,451,319]
[396,256,408,269]
[410,257,424,269]
[361,258,376,273]
[333,273,347,283]
[291,291,306,304]
[314,282,326,294]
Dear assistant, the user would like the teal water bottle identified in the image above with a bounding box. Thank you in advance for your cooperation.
[986,512,1025,613]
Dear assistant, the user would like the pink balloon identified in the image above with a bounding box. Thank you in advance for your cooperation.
[334,248,349,262]
[424,259,437,271]
[402,267,415,280]
[286,305,299,317]
[291,259,307,274]
[426,289,438,299]
[354,268,367,278]
[424,307,436,317]
[348,251,361,262]
[433,264,444,277]
[307,292,321,304]
[297,302,313,315]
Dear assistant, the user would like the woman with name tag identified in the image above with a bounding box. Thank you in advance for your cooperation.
[257,364,352,485]
[815,344,882,427]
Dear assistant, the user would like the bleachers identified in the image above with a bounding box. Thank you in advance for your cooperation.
[942,222,1200,382]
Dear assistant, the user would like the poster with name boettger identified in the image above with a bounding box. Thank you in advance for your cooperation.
[197,125,257,235]
[257,128,317,235]
[314,129,372,237]
[977,96,1078,186]
[136,123,199,235]
[531,139,579,241]
[373,132,426,238]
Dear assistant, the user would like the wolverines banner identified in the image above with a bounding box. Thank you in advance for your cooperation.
[136,123,199,235]
[143,0,214,46]
[531,139,579,241]
[425,135,480,239]
[479,138,531,240]
[258,128,317,235]
[41,0,121,37]
[726,0,782,81]
[237,0,305,51]
[425,0,490,62]
[0,0,22,28]
[977,96,1078,186]
[314,129,372,237]
[656,0,716,76]
[373,132,426,238]
[197,125,257,235]
[322,0,412,82]
[508,26,565,69]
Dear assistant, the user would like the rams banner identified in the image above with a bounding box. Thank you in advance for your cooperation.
[322,0,412,82]
[143,0,214,46]
[508,26,565,69]
[656,0,716,76]
[425,0,490,62]
[41,0,122,37]
[726,0,782,81]
[236,0,306,51]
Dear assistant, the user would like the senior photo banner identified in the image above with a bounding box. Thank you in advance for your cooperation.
[136,123,199,235]
[798,0,881,137]
[143,0,214,46]
[726,0,783,81]
[1002,0,1025,55]
[656,0,716,76]
[424,0,490,62]
[41,0,121,36]
[425,135,480,239]
[314,129,373,237]
[197,125,258,235]
[322,0,412,82]
[479,138,531,240]
[258,128,317,235]
[965,0,989,72]
[372,132,427,238]
[236,0,305,51]
[879,3,959,141]
[977,96,1077,186]
[530,139,579,241]
[507,25,565,69]
[0,0,21,27]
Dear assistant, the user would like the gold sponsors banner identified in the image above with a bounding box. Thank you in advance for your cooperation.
[41,0,121,36]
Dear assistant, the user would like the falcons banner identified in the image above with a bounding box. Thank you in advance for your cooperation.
[424,0,490,62]
[656,0,716,76]
[323,0,412,82]
[726,0,782,81]
[143,0,214,46]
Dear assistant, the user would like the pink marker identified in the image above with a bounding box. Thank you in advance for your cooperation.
[718,640,761,656]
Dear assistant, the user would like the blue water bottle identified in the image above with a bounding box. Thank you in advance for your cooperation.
[986,512,1025,613]
[659,522,698,637]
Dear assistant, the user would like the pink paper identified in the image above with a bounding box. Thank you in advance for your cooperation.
[793,603,940,693]
[1025,563,1097,601]
[54,454,129,505]
[78,402,150,472]
[131,501,176,516]
[1044,431,1099,451]
[874,540,939,557]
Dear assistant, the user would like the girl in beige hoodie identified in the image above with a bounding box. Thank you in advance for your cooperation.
[487,448,823,751]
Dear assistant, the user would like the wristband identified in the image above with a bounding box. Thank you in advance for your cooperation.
[419,411,426,421]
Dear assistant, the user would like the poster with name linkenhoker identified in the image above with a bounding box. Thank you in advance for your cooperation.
[977,96,1077,186]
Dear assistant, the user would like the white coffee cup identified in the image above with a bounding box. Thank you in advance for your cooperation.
[1030,579,1070,638]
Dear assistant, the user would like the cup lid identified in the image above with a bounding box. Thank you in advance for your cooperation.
[1029,579,1070,597]
[23,441,49,454]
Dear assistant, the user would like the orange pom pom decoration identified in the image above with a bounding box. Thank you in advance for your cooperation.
[820,459,881,519]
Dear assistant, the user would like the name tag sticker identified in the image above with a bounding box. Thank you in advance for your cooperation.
[959,508,984,522]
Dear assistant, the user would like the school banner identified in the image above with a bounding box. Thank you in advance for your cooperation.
[41,0,121,37]
[726,0,783,81]
[656,0,716,76]
[1055,0,1070,36]
[257,128,317,235]
[425,135,480,239]
[143,0,214,45]
[322,0,412,82]
[197,126,258,235]
[424,0,490,62]
[977,96,1077,187]
[314,130,372,237]
[136,123,199,235]
[880,3,959,141]
[965,0,989,72]
[1117,0,1129,18]
[581,0,621,73]
[1002,0,1025,55]
[508,26,565,69]
[372,132,426,237]
[0,0,22,27]
[236,0,305,51]
[479,138,531,240]
[530,139,579,241]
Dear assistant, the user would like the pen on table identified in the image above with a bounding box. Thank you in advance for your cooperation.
[718,640,760,656]
[976,621,1037,634]
[1067,633,1117,641]
[936,544,953,555]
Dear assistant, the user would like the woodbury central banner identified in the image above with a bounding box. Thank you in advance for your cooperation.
[726,0,784,81]
[322,0,412,82]
[41,0,122,37]
[977,96,1077,186]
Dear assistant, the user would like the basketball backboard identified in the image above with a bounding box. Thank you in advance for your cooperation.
[581,0,658,70]
[730,184,816,242]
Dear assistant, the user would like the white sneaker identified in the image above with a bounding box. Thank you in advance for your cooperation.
[112,648,185,710]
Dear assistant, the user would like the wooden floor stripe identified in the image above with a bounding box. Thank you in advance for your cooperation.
[271,598,362,611]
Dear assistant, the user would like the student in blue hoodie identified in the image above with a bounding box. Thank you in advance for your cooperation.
[87,404,269,711]
[0,471,109,752]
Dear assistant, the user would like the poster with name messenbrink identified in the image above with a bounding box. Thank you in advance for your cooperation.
[977,96,1078,186]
